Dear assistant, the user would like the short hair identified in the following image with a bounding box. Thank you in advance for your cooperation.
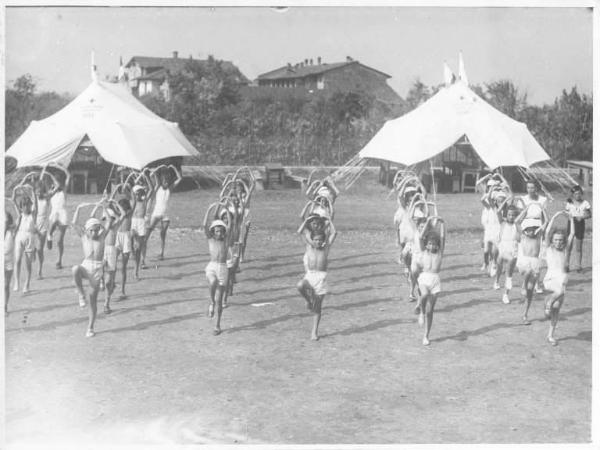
[571,184,583,194]
[424,231,441,246]
[552,228,567,239]
[507,205,519,214]
[20,196,32,207]
[526,179,538,188]
[118,198,131,210]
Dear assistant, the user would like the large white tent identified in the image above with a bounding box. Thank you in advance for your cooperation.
[358,80,550,170]
[7,79,198,170]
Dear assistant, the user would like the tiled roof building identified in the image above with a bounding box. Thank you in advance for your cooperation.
[124,52,250,99]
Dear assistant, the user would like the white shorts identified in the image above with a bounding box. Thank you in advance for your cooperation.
[104,245,117,272]
[304,270,328,296]
[80,259,104,286]
[205,261,228,286]
[15,231,35,254]
[517,255,541,276]
[131,217,146,237]
[49,208,68,226]
[418,271,441,295]
[483,225,500,244]
[544,271,567,295]
[116,231,132,254]
[150,214,170,224]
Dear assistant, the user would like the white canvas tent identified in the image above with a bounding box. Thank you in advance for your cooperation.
[7,79,198,170]
[358,80,550,170]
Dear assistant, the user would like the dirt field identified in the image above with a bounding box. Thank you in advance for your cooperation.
[4,178,593,445]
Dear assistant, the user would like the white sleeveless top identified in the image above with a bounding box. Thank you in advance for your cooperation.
[152,187,170,217]
[18,214,36,234]
[50,191,66,211]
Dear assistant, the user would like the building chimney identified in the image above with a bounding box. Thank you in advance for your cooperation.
[346,55,353,62]
[173,51,178,59]
[317,56,322,65]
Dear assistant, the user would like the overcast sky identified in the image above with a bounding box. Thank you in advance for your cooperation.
[5,6,593,105]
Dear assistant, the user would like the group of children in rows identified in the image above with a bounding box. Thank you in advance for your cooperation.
[202,168,255,335]
[392,169,590,347]
[5,163,182,338]
[295,171,340,340]
[477,174,591,345]
[392,172,446,346]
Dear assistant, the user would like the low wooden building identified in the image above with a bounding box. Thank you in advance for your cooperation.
[566,160,593,188]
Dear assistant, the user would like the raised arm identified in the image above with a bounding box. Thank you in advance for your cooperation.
[299,200,313,220]
[168,165,182,188]
[203,202,219,238]
[439,218,446,254]
[18,171,41,187]
[544,211,567,247]
[72,203,97,237]
[565,216,576,264]
[327,220,337,246]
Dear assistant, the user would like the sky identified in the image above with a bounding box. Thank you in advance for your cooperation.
[4,6,593,105]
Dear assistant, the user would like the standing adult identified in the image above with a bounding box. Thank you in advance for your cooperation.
[565,185,592,272]
[47,165,71,269]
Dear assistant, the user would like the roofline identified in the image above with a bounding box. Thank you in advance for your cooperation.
[257,60,391,80]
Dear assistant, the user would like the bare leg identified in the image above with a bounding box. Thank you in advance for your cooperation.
[72,265,87,307]
[120,252,130,297]
[13,249,23,291]
[311,295,324,340]
[37,233,46,278]
[5,270,13,313]
[547,293,563,345]
[417,290,427,325]
[490,245,499,277]
[494,258,504,290]
[133,236,142,279]
[423,294,438,346]
[143,218,160,265]
[206,275,218,318]
[214,285,225,335]
[23,252,33,293]
[297,279,316,310]
[522,272,535,324]
[105,271,115,313]
[56,225,67,268]
[87,286,100,337]
[502,258,516,304]
[159,220,169,260]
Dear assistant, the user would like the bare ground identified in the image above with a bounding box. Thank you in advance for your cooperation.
[4,183,593,445]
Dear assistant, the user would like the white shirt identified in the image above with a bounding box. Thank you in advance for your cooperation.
[50,191,66,211]
[565,200,591,220]
[152,187,170,217]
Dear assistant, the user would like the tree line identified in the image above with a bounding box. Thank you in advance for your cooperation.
[5,60,592,166]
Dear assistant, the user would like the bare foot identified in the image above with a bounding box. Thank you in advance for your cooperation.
[104,305,112,314]
[522,316,531,325]
[422,336,430,346]
[159,254,164,261]
[547,336,558,346]
[311,334,320,341]
[493,281,501,290]
[213,328,222,336]
[13,283,19,292]
[22,287,30,294]
[56,262,63,269]
[502,294,510,304]
[86,329,95,338]
[38,274,44,280]
[408,294,417,303]
[118,294,127,301]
